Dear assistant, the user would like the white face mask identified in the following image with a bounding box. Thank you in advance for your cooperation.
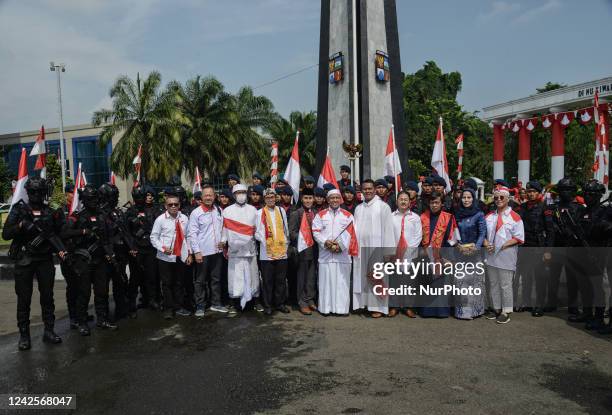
[235,194,247,205]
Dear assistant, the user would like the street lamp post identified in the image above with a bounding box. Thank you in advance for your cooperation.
[50,62,67,191]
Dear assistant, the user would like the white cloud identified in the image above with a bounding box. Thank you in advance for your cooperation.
[512,0,561,23]
[478,1,521,21]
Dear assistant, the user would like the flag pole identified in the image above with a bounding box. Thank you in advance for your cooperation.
[391,124,399,198]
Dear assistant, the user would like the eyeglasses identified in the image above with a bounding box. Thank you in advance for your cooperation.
[493,196,507,201]
[167,203,180,207]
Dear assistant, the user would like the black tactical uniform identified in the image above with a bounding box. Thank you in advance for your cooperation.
[99,183,135,320]
[61,185,116,335]
[516,181,554,316]
[126,186,162,312]
[2,178,66,350]
[545,178,584,316]
[574,180,612,330]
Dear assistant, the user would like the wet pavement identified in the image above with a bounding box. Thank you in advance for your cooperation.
[1,305,612,414]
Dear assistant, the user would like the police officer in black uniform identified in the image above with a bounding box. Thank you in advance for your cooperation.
[61,184,116,335]
[574,180,612,330]
[126,185,162,312]
[545,178,583,317]
[2,177,67,350]
[516,180,554,317]
[99,182,137,320]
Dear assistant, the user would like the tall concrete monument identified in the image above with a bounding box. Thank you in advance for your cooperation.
[316,0,408,182]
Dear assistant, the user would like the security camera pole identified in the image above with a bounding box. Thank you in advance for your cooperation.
[50,61,67,190]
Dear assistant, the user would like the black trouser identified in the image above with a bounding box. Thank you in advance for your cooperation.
[221,256,229,305]
[158,259,185,311]
[548,248,581,310]
[194,253,223,308]
[286,248,299,305]
[515,248,547,308]
[73,257,111,324]
[260,259,288,309]
[60,261,78,320]
[296,258,316,308]
[109,257,128,318]
[14,258,55,329]
[183,263,196,311]
[128,250,158,306]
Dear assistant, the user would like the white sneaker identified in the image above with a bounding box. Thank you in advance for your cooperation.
[194,308,205,318]
[210,305,229,313]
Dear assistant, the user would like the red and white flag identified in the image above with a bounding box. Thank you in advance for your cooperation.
[593,92,609,185]
[172,219,189,262]
[9,148,28,211]
[133,144,142,187]
[455,133,464,181]
[69,162,86,215]
[270,142,279,188]
[431,117,452,193]
[383,125,402,195]
[192,166,202,194]
[317,149,340,190]
[297,212,314,252]
[110,171,117,186]
[30,125,47,179]
[284,132,301,203]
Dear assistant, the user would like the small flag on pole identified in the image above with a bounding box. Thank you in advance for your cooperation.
[431,117,452,193]
[132,144,142,187]
[317,148,340,190]
[383,125,402,196]
[283,132,301,203]
[9,148,29,212]
[270,142,279,188]
[30,125,47,179]
[193,166,202,194]
[455,133,464,181]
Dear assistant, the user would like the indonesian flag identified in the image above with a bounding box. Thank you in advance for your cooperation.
[284,132,301,203]
[270,142,279,188]
[30,125,47,179]
[132,144,142,187]
[110,171,116,186]
[69,162,86,215]
[431,117,452,193]
[297,211,314,252]
[172,219,189,262]
[192,166,202,194]
[9,148,28,212]
[593,92,608,185]
[455,133,464,180]
[383,125,402,195]
[317,149,340,189]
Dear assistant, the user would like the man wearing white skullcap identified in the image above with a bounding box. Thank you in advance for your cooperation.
[483,186,525,324]
[220,184,260,310]
[311,188,359,315]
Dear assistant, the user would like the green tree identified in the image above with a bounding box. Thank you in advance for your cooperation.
[267,111,317,176]
[0,154,10,202]
[92,72,182,183]
[536,82,567,93]
[45,154,66,208]
[402,61,491,184]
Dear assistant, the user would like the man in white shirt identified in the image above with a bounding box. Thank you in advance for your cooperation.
[352,179,395,317]
[312,189,358,315]
[484,186,525,324]
[255,188,290,315]
[221,184,260,311]
[150,194,193,319]
[188,185,227,317]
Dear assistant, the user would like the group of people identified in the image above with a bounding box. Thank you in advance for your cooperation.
[4,163,612,352]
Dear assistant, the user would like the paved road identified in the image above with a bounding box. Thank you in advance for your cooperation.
[0,298,611,414]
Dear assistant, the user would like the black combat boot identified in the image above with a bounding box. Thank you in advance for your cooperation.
[18,325,31,351]
[78,323,91,336]
[42,324,62,344]
[96,320,118,330]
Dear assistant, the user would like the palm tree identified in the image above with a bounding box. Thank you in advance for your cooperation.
[267,111,317,175]
[231,86,277,179]
[92,71,181,183]
[169,75,235,180]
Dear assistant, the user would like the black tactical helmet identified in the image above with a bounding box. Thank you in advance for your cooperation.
[79,184,99,210]
[98,183,119,209]
[583,179,605,195]
[556,177,577,191]
[132,186,146,204]
[25,177,48,205]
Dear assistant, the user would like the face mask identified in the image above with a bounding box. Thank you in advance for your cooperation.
[235,194,247,205]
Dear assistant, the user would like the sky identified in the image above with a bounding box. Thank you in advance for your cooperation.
[0,0,611,133]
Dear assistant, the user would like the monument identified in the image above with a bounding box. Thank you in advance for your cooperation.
[316,0,409,182]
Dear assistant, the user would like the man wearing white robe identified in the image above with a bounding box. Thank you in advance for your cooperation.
[221,184,260,310]
[312,189,358,315]
[352,179,396,317]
